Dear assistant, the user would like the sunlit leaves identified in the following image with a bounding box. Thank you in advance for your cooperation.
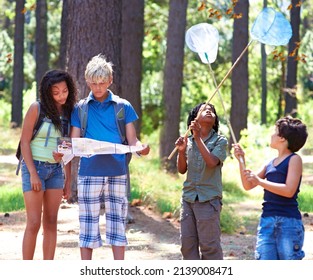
[5,53,12,64]
[287,1,302,10]
[197,0,242,21]
[270,42,307,64]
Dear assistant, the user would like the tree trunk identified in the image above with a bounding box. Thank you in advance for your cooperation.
[261,43,267,124]
[284,0,300,117]
[65,0,122,200]
[260,0,268,125]
[230,0,249,147]
[58,0,69,70]
[11,0,25,128]
[121,0,144,136]
[35,0,49,98]
[67,0,122,99]
[160,0,188,173]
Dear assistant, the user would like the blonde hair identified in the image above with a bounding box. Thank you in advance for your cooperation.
[85,54,113,83]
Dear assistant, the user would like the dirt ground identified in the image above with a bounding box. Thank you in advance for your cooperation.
[1,200,313,260]
[1,154,313,260]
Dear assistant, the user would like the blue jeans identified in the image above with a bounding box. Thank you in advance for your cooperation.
[255,216,305,260]
[21,160,64,192]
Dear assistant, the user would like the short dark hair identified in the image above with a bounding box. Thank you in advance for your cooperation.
[187,102,219,133]
[276,116,308,152]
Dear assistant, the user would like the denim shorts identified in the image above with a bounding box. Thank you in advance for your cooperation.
[255,215,305,260]
[21,160,64,192]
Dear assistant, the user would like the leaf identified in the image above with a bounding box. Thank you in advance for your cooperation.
[198,1,206,11]
[226,8,233,15]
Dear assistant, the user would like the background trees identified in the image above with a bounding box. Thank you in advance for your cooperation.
[66,0,122,99]
[11,0,25,127]
[35,0,48,98]
[1,0,312,173]
[230,0,249,147]
[160,0,188,172]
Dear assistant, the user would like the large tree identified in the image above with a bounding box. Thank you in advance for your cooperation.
[284,0,301,117]
[65,0,122,200]
[160,0,188,173]
[66,0,122,99]
[35,0,48,97]
[230,0,249,147]
[11,0,25,127]
[121,0,144,135]
[58,0,69,70]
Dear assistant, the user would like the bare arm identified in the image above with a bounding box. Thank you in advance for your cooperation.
[20,102,42,191]
[175,136,187,174]
[190,120,219,168]
[255,155,302,198]
[193,137,220,168]
[125,122,150,155]
[233,143,264,191]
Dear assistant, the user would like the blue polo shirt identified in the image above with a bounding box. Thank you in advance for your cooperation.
[71,90,138,176]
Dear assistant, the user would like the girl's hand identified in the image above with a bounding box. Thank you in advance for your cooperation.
[243,169,260,185]
[175,136,187,153]
[30,172,42,192]
[63,179,71,201]
[53,151,64,163]
[189,119,201,139]
[232,143,245,161]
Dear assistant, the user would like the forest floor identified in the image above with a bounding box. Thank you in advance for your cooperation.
[1,200,313,260]
[0,155,313,260]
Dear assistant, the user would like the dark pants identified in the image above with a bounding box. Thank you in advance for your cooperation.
[180,198,223,260]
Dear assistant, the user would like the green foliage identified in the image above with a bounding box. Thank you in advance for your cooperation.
[220,205,241,234]
[298,185,313,213]
[234,123,276,170]
[0,187,24,212]
[0,30,13,101]
[141,71,164,135]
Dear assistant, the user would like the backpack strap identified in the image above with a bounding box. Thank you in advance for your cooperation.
[16,101,45,175]
[113,99,133,200]
[113,101,127,144]
[77,98,89,137]
[32,102,46,140]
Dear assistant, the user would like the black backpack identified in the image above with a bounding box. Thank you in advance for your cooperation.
[16,101,70,175]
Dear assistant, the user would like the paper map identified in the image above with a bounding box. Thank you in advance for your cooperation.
[58,137,143,165]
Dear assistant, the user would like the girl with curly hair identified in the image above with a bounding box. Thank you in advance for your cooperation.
[20,69,77,259]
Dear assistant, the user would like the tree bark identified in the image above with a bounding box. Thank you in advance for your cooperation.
[121,0,145,135]
[284,0,300,117]
[67,0,122,99]
[35,0,49,98]
[160,0,188,173]
[11,0,25,127]
[65,0,122,200]
[58,0,69,70]
[230,0,249,147]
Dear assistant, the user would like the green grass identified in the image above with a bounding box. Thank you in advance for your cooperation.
[1,123,313,234]
[298,184,313,213]
[0,186,24,212]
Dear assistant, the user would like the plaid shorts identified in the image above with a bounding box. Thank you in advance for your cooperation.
[77,175,128,248]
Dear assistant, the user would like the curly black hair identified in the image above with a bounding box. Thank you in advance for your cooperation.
[187,102,219,133]
[276,116,308,152]
[39,69,78,133]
